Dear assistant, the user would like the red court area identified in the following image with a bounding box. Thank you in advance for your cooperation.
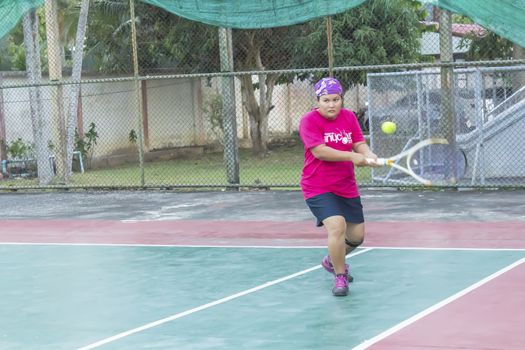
[367,259,525,350]
[0,219,524,249]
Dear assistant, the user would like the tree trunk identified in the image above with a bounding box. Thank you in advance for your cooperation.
[257,71,268,153]
[438,9,458,183]
[66,0,91,176]
[44,0,67,183]
[239,72,278,156]
[22,10,53,184]
[237,31,280,156]
[249,110,263,154]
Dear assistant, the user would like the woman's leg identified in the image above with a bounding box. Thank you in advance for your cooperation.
[323,215,347,275]
[345,222,365,254]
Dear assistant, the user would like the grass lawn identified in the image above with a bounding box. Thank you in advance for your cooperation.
[0,144,373,189]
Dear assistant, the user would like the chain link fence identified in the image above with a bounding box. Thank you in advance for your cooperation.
[368,65,525,187]
[0,1,524,190]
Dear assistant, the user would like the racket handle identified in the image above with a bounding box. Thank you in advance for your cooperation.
[366,158,387,166]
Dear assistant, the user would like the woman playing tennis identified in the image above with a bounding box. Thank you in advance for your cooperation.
[299,77,378,296]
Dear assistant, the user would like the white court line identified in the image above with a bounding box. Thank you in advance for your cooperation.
[362,246,525,252]
[76,248,374,350]
[0,242,327,249]
[1,242,525,251]
[351,256,525,350]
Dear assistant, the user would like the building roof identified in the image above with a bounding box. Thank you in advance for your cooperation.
[421,21,487,38]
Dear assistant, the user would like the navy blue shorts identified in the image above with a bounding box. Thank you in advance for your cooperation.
[305,192,364,227]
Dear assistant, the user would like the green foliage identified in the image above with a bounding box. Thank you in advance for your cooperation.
[1,0,90,71]
[294,0,428,87]
[137,6,219,73]
[453,14,513,61]
[84,1,219,74]
[84,0,426,78]
[202,93,224,135]
[83,0,132,73]
[452,14,472,24]
[460,32,513,61]
[8,22,46,71]
[1,23,30,71]
[0,6,66,71]
[233,26,302,72]
[7,40,26,70]
[74,122,98,168]
[128,129,137,144]
[6,138,35,159]
[0,37,13,70]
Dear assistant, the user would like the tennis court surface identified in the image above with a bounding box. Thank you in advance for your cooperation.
[1,189,524,350]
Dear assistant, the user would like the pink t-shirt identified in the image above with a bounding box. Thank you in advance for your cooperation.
[299,108,365,200]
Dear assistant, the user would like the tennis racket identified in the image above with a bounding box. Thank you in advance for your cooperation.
[367,138,466,186]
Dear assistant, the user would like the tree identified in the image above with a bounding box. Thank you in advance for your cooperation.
[84,1,219,74]
[454,13,514,61]
[65,0,91,177]
[456,16,524,94]
[22,10,54,184]
[0,1,87,183]
[294,0,427,88]
[233,27,300,154]
[82,0,135,74]
[3,0,81,72]
[81,0,427,156]
[461,32,513,61]
[3,9,47,71]
[233,0,426,155]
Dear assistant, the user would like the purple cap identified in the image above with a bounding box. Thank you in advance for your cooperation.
[314,77,343,97]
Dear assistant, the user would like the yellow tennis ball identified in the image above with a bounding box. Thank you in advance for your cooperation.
[381,121,397,135]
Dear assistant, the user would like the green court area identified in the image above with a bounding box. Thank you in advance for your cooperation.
[1,245,523,350]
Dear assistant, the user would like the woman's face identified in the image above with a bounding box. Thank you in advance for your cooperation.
[317,93,343,120]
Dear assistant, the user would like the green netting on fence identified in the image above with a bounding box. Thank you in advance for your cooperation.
[143,0,368,29]
[419,0,525,48]
[0,0,43,40]
[143,0,525,48]
[1,0,524,47]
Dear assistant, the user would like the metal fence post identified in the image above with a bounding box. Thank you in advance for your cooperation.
[129,0,146,187]
[439,9,458,184]
[219,27,240,187]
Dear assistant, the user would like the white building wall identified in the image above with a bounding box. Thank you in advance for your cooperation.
[0,73,364,159]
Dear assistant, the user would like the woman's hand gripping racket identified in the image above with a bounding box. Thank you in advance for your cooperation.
[366,138,454,186]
